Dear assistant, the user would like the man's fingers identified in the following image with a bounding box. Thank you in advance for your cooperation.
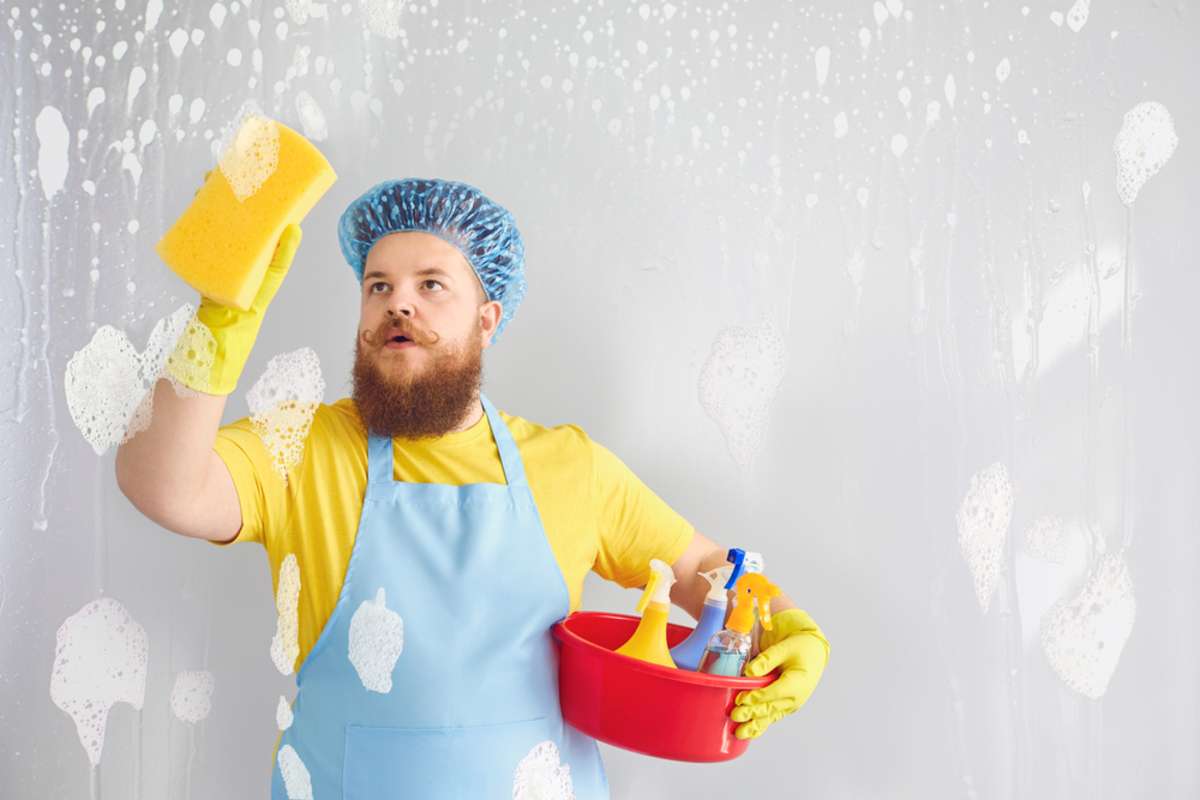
[731,699,797,722]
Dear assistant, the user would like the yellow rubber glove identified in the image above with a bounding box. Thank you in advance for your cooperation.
[162,169,303,395]
[165,220,303,395]
[730,608,830,740]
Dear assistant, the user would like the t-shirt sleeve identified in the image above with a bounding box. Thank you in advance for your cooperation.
[209,417,290,549]
[590,437,696,588]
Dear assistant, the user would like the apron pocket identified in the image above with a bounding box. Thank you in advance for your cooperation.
[343,716,562,799]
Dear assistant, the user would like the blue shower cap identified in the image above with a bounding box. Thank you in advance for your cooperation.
[337,178,527,342]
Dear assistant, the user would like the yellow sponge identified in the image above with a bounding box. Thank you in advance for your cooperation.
[155,116,337,310]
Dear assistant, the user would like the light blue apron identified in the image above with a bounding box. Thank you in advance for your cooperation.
[271,394,608,799]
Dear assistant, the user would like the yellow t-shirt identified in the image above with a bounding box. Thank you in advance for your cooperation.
[210,397,696,674]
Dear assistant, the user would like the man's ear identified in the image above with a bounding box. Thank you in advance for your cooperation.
[479,300,503,348]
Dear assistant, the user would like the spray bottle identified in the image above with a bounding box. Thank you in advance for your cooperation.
[615,558,678,669]
[669,549,749,671]
[698,572,781,677]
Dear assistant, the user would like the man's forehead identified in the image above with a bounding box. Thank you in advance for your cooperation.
[364,232,470,275]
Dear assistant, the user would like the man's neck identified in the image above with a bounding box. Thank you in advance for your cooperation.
[451,397,484,433]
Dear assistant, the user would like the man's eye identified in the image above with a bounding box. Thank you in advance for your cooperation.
[370,282,390,293]
[423,280,444,291]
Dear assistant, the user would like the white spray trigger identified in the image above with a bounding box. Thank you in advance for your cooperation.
[698,565,734,603]
[636,558,676,613]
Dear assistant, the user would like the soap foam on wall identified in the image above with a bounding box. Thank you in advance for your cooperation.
[169,670,215,724]
[49,598,149,767]
[956,462,1014,615]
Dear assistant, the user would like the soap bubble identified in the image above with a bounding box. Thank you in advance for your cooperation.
[50,598,149,766]
[1041,552,1136,698]
[956,462,1013,613]
[294,90,328,141]
[277,744,314,799]
[170,670,215,723]
[1066,0,1091,32]
[270,554,302,675]
[164,310,219,392]
[698,320,788,470]
[360,0,405,39]
[65,304,196,454]
[247,348,326,484]
[1113,101,1178,206]
[1023,515,1068,564]
[512,740,575,800]
[347,587,405,693]
[214,103,280,202]
[276,695,294,730]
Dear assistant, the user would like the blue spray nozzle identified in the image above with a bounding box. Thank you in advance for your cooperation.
[724,548,746,590]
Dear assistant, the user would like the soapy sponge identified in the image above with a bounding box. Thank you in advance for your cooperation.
[155,116,336,310]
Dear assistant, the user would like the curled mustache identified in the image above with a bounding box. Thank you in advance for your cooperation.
[360,317,441,348]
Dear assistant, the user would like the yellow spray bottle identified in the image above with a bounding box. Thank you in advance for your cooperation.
[615,559,677,669]
[698,572,781,677]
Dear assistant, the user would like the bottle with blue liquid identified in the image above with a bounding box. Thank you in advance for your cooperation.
[699,572,781,678]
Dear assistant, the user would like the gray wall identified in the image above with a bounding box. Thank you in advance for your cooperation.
[2,1,1198,798]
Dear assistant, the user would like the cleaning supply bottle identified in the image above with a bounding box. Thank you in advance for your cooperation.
[615,559,677,669]
[698,572,781,677]
[669,548,749,671]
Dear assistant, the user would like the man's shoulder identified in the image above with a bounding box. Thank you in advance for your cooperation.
[309,397,368,446]
[499,408,592,453]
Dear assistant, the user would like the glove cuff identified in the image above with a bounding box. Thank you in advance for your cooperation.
[760,608,830,656]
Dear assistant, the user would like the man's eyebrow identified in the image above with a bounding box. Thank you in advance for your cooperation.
[362,267,454,281]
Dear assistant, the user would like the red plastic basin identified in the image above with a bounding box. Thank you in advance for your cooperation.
[551,611,774,763]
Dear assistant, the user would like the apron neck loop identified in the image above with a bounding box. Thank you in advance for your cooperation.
[365,393,528,489]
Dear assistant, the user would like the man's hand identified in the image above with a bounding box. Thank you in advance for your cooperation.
[166,221,303,395]
[731,608,829,739]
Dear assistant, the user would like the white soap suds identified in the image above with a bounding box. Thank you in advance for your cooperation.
[170,670,215,723]
[1066,0,1090,32]
[814,45,831,88]
[833,111,848,139]
[277,745,314,799]
[164,310,219,391]
[276,695,294,730]
[348,587,404,693]
[35,106,70,201]
[50,598,149,766]
[698,320,788,470]
[145,0,164,31]
[361,0,405,39]
[86,88,106,118]
[169,27,189,56]
[247,347,326,483]
[270,554,302,675]
[1113,101,1178,206]
[513,740,575,800]
[65,305,195,454]
[294,90,328,141]
[1041,552,1136,699]
[215,105,280,202]
[995,57,1011,83]
[1024,515,1068,564]
[956,462,1013,613]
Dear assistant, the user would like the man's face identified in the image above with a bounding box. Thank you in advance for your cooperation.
[352,231,503,439]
